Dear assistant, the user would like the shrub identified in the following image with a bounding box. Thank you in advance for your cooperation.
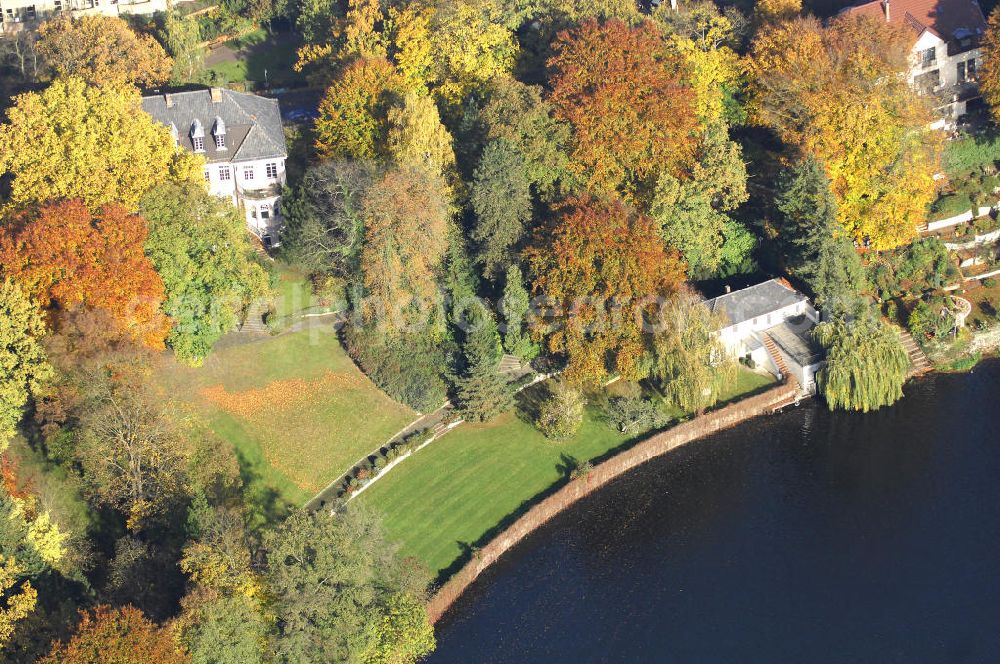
[604,396,669,434]
[536,381,585,441]
[983,277,997,288]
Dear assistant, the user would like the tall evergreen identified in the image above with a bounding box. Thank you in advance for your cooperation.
[776,156,866,311]
[454,307,514,422]
[500,265,538,361]
[471,139,533,281]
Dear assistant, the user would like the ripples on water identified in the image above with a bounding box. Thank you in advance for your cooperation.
[429,362,1000,663]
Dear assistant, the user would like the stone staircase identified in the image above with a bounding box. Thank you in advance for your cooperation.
[239,301,270,334]
[762,333,793,383]
[498,354,531,378]
[898,328,932,376]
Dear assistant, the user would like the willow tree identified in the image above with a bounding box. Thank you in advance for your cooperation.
[651,289,736,414]
[813,311,910,412]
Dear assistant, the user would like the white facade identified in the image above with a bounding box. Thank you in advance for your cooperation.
[202,157,287,240]
[717,300,819,358]
[0,0,172,33]
[910,31,983,127]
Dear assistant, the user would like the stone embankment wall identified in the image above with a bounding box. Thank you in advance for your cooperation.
[426,380,801,623]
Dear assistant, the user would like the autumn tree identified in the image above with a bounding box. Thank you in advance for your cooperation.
[265,508,433,663]
[314,58,408,160]
[0,556,37,650]
[813,309,910,412]
[655,1,742,124]
[547,18,698,199]
[525,195,686,385]
[140,182,270,364]
[0,200,170,349]
[36,15,172,87]
[280,161,376,276]
[747,15,939,249]
[981,7,1000,122]
[359,166,451,337]
[40,605,188,664]
[0,281,52,453]
[428,0,518,108]
[754,0,802,26]
[0,77,200,211]
[386,91,457,177]
[75,365,189,531]
[471,140,532,280]
[651,289,736,414]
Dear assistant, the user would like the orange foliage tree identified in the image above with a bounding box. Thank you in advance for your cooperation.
[525,194,686,385]
[979,7,1000,122]
[747,15,939,250]
[547,18,699,200]
[40,605,188,664]
[0,200,170,349]
[36,15,172,87]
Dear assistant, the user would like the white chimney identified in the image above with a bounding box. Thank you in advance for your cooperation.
[882,0,890,22]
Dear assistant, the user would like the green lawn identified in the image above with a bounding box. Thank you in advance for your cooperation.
[357,369,775,582]
[159,329,416,515]
[204,29,302,86]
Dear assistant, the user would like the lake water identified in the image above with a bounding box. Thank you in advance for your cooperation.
[428,362,1000,663]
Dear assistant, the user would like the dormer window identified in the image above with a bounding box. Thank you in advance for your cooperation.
[190,119,205,153]
[212,116,227,151]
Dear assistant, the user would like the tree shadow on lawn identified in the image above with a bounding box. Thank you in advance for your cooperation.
[235,447,296,532]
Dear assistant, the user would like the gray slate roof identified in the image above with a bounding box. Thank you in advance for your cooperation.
[141,88,287,164]
[705,279,809,328]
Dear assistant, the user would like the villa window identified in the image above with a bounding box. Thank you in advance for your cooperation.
[218,166,231,181]
[193,136,204,152]
[53,0,62,10]
[25,4,36,17]
[259,204,271,219]
[920,47,936,68]
[203,169,210,182]
[266,162,278,179]
[215,134,225,149]
[244,167,255,181]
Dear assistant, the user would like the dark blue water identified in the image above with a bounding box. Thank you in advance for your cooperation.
[429,362,1000,663]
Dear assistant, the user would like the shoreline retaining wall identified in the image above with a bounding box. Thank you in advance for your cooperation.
[426,380,801,623]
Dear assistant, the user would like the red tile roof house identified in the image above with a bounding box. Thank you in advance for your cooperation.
[841,0,988,129]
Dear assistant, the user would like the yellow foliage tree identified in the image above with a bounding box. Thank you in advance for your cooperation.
[387,92,457,179]
[747,15,939,249]
[0,556,37,649]
[754,0,802,25]
[7,499,69,568]
[389,4,435,92]
[429,0,517,109]
[659,3,742,123]
[0,77,201,212]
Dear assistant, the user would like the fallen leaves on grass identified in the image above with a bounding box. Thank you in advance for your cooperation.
[199,372,366,419]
